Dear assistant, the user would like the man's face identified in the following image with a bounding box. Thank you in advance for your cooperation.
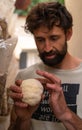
[39,42,67,66]
[34,26,69,67]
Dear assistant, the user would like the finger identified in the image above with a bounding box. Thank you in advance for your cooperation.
[10,85,22,93]
[9,91,23,99]
[36,78,51,85]
[15,101,28,107]
[36,70,61,84]
[47,83,62,93]
[15,80,22,86]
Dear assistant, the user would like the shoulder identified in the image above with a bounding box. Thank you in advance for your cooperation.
[16,62,44,80]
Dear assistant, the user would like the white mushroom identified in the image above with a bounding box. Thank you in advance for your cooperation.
[20,79,43,106]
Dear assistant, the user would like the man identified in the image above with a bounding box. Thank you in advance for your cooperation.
[8,2,82,130]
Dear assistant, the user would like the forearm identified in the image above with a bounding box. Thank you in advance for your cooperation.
[8,117,32,130]
[62,109,82,130]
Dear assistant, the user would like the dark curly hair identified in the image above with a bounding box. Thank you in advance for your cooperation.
[25,2,73,34]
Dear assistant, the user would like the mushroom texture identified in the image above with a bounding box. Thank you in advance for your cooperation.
[20,79,43,106]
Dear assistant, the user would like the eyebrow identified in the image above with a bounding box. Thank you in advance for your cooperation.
[34,36,44,39]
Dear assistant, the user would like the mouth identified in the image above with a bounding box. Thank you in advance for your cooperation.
[45,54,56,59]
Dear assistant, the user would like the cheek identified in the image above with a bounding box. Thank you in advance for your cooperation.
[36,43,45,53]
[54,39,66,51]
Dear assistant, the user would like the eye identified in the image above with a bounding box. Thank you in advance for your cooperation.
[50,36,59,41]
[35,37,45,43]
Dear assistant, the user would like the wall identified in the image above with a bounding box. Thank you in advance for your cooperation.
[65,0,82,58]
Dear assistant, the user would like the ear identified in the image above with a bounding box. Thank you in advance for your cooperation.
[66,28,72,41]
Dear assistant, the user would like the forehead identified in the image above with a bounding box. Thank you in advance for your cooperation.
[33,26,64,36]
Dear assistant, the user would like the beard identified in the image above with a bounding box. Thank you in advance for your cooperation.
[39,42,67,67]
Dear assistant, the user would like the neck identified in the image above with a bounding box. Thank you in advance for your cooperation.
[53,52,82,70]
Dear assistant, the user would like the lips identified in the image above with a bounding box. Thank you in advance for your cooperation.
[45,54,56,59]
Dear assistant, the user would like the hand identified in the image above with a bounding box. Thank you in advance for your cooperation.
[9,80,39,120]
[36,70,70,121]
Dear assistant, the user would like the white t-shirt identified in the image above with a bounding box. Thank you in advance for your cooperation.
[16,62,82,130]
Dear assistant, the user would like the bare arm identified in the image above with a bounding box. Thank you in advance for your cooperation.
[61,109,82,130]
[8,117,32,130]
[8,106,32,130]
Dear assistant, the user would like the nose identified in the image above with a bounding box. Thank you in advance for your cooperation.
[44,40,53,52]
